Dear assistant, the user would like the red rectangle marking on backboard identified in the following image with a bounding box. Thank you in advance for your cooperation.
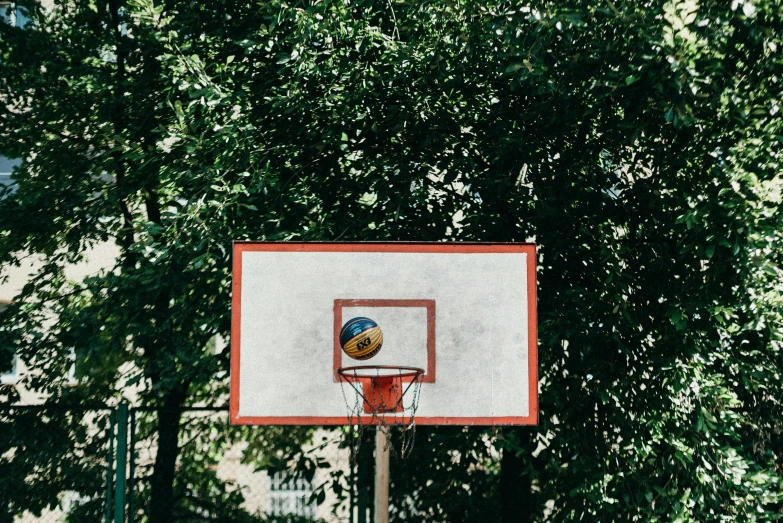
[333,299,436,383]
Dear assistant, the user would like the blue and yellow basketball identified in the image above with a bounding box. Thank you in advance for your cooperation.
[340,317,383,360]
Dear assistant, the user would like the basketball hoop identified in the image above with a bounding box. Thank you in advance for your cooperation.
[338,365,423,414]
[337,365,424,460]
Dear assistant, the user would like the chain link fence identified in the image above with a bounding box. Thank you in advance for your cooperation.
[1,406,350,523]
[0,405,113,523]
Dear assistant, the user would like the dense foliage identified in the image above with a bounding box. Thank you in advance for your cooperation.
[1,0,781,521]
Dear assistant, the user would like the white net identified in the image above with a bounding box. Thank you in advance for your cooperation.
[338,366,423,460]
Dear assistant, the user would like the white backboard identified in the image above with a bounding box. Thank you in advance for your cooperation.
[230,243,537,425]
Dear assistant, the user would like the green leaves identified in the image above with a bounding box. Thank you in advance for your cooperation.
[1,0,782,521]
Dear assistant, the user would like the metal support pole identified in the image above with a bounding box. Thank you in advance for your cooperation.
[127,409,136,522]
[374,427,390,523]
[350,445,356,523]
[105,411,115,523]
[114,404,128,523]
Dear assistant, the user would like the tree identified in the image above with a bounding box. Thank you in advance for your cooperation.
[384,1,783,521]
[1,0,782,521]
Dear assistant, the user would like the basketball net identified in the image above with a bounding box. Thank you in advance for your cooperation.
[338,366,423,461]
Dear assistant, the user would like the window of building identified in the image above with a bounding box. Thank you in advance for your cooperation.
[61,491,89,515]
[267,471,315,519]
[66,347,78,385]
[0,2,30,28]
[0,2,12,24]
[0,156,20,196]
[0,302,18,384]
[0,353,17,384]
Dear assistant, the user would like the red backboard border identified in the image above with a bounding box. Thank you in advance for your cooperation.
[230,242,538,426]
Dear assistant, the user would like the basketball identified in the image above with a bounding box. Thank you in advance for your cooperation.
[340,317,383,360]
